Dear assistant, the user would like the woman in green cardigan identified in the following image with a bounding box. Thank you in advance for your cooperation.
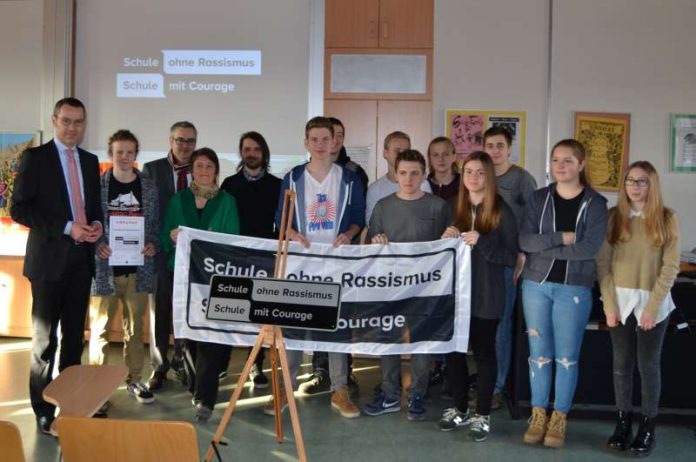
[161,147,239,423]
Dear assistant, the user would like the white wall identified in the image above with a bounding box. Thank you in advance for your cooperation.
[2,0,695,249]
[435,0,696,250]
[0,0,43,132]
[549,0,696,250]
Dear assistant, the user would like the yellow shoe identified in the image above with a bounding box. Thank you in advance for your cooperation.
[523,407,548,444]
[331,386,360,419]
[543,410,567,448]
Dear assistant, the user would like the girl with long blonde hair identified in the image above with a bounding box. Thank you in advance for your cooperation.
[597,161,680,457]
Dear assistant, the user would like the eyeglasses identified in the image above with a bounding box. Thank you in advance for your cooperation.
[624,177,649,187]
[173,137,196,146]
[55,117,85,128]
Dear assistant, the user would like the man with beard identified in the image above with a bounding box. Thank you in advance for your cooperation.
[220,131,282,388]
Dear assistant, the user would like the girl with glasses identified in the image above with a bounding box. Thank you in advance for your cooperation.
[597,161,680,457]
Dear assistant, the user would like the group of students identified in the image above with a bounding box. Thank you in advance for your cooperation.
[17,98,680,458]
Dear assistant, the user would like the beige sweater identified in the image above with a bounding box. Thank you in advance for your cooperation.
[596,210,681,317]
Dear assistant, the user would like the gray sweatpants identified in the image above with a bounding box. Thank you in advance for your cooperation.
[381,354,431,400]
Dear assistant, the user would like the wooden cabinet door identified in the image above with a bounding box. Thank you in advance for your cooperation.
[325,0,379,48]
[324,99,379,183]
[379,0,433,48]
[376,100,433,178]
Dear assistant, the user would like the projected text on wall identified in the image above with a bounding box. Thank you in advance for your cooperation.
[116,50,262,98]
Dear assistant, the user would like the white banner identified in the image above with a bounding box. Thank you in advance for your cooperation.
[173,227,471,354]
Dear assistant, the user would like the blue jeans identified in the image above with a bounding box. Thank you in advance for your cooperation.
[521,279,592,414]
[494,266,517,394]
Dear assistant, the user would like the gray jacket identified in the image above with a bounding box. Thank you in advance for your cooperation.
[91,169,159,295]
[519,183,607,287]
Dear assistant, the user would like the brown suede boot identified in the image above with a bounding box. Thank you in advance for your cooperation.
[523,407,548,444]
[543,410,567,448]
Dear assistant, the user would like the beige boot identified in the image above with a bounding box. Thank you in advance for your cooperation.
[331,386,360,418]
[543,410,567,448]
[523,407,548,444]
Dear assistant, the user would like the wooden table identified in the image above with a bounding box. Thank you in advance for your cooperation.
[43,364,128,436]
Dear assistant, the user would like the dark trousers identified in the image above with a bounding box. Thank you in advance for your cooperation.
[184,340,232,409]
[29,244,91,418]
[447,316,499,415]
[611,314,669,418]
[150,265,184,373]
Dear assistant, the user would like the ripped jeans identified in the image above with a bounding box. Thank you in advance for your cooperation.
[521,279,592,413]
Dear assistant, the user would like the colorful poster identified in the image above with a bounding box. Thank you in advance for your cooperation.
[574,112,631,192]
[445,110,526,167]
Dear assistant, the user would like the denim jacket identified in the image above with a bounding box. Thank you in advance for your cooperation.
[275,163,366,235]
[519,183,608,287]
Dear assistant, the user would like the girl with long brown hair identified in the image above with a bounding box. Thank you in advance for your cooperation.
[519,139,608,448]
[439,151,518,442]
[597,161,680,456]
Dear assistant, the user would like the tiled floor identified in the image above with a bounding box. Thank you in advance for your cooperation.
[1,338,694,461]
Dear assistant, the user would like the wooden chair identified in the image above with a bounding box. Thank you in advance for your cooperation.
[56,416,200,462]
[0,420,26,462]
[42,364,128,435]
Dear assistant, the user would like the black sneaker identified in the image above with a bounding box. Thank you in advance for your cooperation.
[194,403,212,424]
[299,370,330,394]
[127,381,155,404]
[94,400,110,418]
[438,407,471,431]
[250,364,269,389]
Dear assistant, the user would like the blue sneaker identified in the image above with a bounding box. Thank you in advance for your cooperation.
[407,395,426,421]
[363,393,401,416]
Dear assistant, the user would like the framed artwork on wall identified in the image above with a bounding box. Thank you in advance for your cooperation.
[573,112,630,192]
[445,110,526,167]
[670,114,696,172]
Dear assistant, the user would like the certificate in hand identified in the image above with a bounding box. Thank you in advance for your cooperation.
[109,215,145,266]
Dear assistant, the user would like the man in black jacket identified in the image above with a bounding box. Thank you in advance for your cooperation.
[220,131,281,388]
[11,97,103,435]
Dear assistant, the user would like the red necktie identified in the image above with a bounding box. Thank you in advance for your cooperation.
[66,148,88,225]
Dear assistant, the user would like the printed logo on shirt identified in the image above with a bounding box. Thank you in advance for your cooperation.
[108,192,141,216]
[307,193,335,232]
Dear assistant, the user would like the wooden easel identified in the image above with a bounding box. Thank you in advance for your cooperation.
[205,190,307,462]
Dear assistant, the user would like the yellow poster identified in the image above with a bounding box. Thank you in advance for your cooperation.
[573,112,630,192]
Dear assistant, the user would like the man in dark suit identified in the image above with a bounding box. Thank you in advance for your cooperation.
[11,97,103,435]
[143,121,196,389]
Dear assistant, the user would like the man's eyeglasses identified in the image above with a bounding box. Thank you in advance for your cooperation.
[173,137,196,146]
[624,177,649,187]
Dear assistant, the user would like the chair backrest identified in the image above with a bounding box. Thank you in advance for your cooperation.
[56,416,200,462]
[0,420,26,462]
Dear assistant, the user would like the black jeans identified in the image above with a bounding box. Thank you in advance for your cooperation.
[611,314,669,418]
[29,244,91,418]
[186,340,232,409]
[447,316,499,415]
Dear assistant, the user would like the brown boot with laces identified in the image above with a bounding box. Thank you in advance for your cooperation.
[523,407,548,444]
[543,409,567,448]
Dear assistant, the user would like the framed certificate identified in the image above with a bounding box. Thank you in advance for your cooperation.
[670,114,696,172]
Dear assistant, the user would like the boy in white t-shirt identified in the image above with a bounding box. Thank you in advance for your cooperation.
[266,117,365,419]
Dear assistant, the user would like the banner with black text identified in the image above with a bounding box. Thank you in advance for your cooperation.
[172,227,471,354]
